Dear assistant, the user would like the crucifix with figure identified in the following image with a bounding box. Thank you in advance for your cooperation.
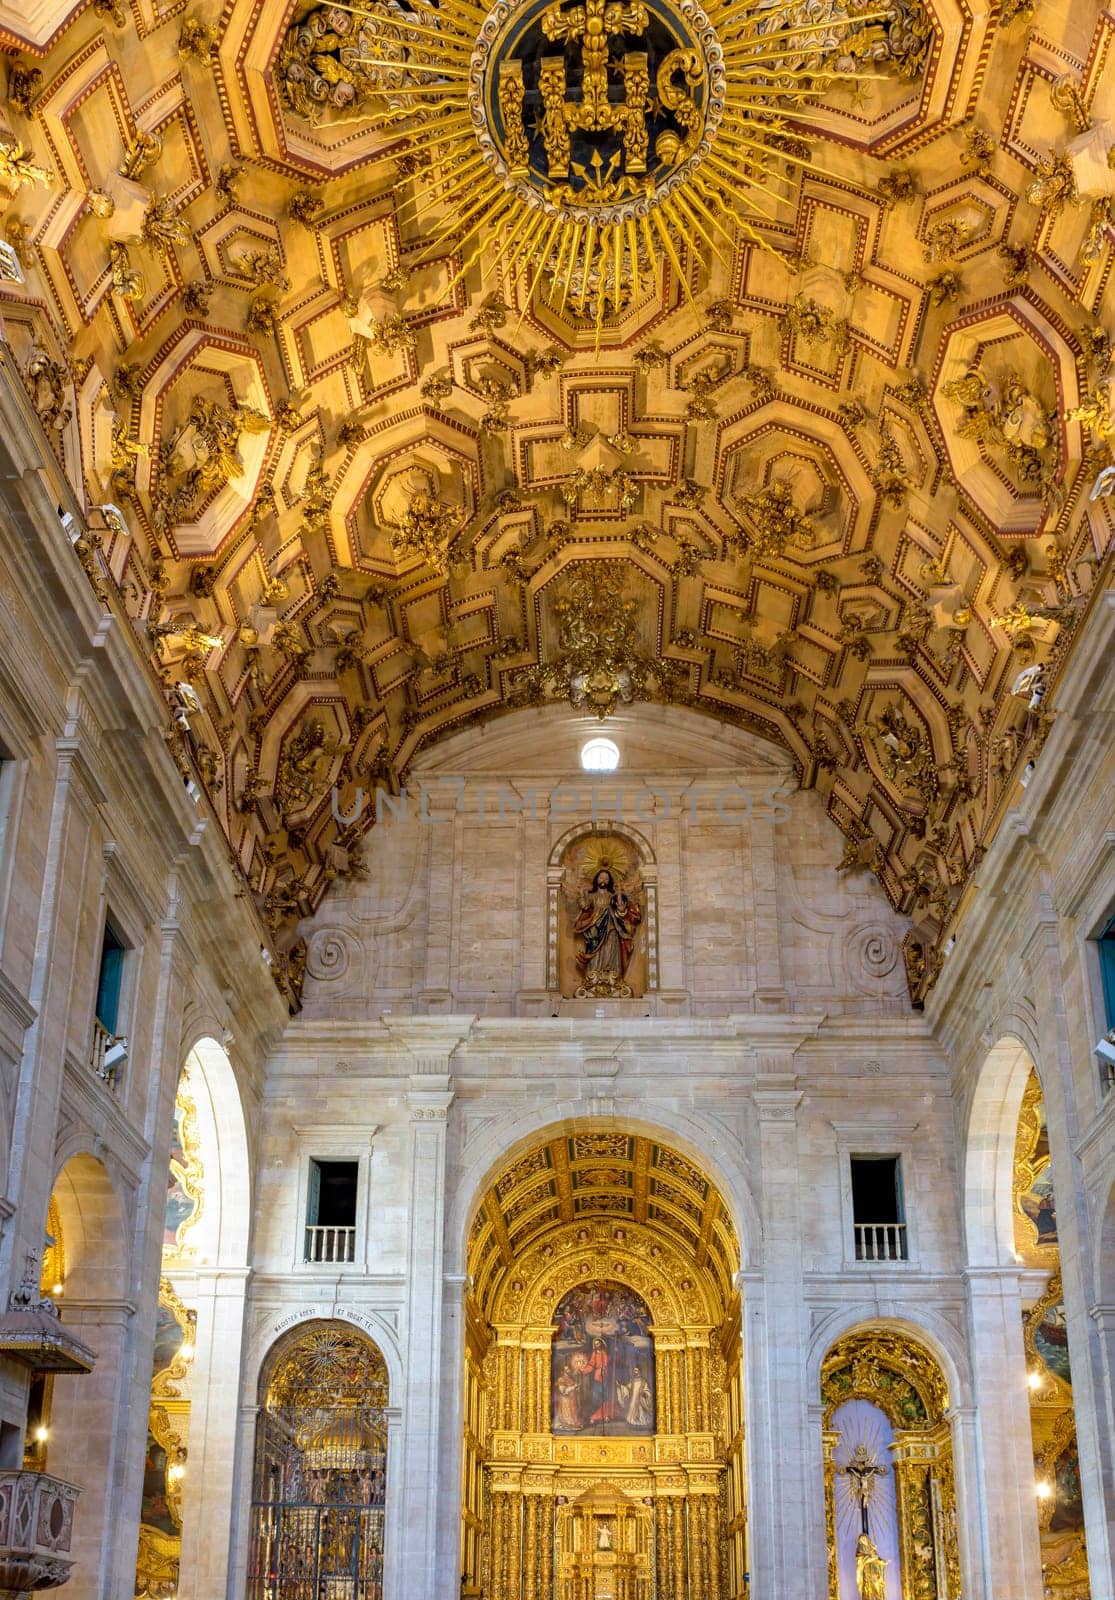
[838,1442,889,1536]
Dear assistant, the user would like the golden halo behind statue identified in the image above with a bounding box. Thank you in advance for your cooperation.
[577,836,635,890]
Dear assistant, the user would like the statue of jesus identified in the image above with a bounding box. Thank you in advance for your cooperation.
[573,868,642,997]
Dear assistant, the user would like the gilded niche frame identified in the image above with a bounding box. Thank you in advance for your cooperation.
[820,1329,960,1600]
[547,821,659,998]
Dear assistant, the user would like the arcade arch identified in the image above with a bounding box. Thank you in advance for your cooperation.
[39,1152,127,1600]
[820,1324,960,1600]
[135,1035,251,1600]
[461,1126,744,1600]
[246,1320,390,1600]
[962,1033,1093,1600]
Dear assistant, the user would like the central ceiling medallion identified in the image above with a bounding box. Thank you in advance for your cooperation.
[473,0,725,223]
[281,0,873,324]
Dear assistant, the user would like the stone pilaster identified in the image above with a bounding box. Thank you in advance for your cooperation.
[176,1268,251,1600]
[962,1267,1044,1600]
[396,1063,455,1600]
[743,1072,826,1599]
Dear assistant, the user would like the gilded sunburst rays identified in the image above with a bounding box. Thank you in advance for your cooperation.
[310,0,884,326]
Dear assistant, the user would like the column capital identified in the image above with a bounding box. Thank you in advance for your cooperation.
[407,1081,454,1121]
[961,1265,1027,1290]
[752,1085,803,1122]
[383,1014,476,1075]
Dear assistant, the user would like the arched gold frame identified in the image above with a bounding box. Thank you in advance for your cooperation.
[820,1329,960,1600]
[1012,1069,1090,1600]
[464,1130,743,1600]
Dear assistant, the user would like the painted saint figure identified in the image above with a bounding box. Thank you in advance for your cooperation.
[619,1365,653,1428]
[587,1336,611,1421]
[855,1533,888,1600]
[555,1361,583,1430]
[574,868,642,995]
[550,1281,655,1437]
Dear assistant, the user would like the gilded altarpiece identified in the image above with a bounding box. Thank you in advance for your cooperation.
[821,1332,960,1600]
[1013,1072,1090,1599]
[466,1133,743,1600]
[135,1071,203,1599]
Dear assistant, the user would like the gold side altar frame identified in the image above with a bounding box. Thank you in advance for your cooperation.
[470,1218,738,1600]
[1013,1070,1090,1600]
[821,1330,960,1600]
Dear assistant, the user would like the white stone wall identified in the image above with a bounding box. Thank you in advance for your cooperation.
[297,707,912,1022]
[927,588,1115,1600]
[0,373,286,1600]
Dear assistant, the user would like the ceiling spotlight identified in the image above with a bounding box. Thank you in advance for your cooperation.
[581,737,620,773]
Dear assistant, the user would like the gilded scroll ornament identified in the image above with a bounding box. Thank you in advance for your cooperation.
[109,241,145,302]
[0,137,52,192]
[942,363,1058,490]
[736,480,816,558]
[150,395,269,534]
[22,338,71,435]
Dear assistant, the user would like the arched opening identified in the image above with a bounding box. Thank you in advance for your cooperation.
[820,1325,959,1600]
[962,1032,1035,1268]
[1011,1068,1090,1597]
[134,1035,251,1600]
[461,1126,744,1600]
[246,1320,390,1600]
[41,1151,127,1598]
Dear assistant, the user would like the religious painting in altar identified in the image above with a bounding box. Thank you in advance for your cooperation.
[1013,1069,1090,1599]
[163,1067,203,1256]
[557,832,647,999]
[551,1281,655,1436]
[1014,1079,1059,1256]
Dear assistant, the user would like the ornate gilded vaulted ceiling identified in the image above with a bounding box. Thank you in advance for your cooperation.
[466,1131,740,1320]
[0,0,1112,1003]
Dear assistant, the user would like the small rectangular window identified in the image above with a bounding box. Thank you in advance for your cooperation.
[305,1159,358,1263]
[1098,914,1115,1033]
[95,919,126,1035]
[0,743,14,865]
[850,1155,907,1261]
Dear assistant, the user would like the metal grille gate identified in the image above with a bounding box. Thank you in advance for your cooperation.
[247,1400,386,1599]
